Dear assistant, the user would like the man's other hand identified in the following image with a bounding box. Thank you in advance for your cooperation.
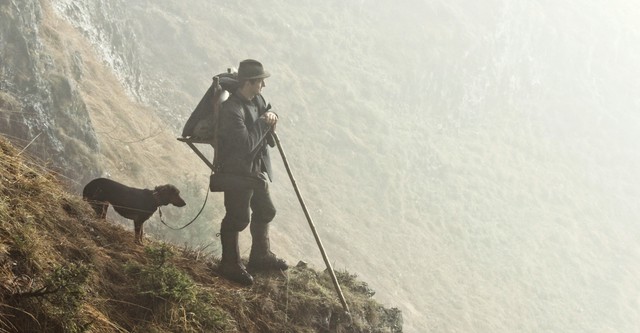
[263,111,278,127]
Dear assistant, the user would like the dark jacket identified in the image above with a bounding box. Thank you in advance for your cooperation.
[217,93,275,180]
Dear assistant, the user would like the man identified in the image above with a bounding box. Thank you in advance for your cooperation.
[216,59,288,285]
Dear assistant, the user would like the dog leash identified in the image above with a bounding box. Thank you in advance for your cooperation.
[158,187,210,230]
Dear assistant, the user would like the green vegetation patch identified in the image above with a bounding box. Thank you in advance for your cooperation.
[124,244,230,332]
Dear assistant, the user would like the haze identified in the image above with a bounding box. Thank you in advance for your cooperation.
[44,0,640,332]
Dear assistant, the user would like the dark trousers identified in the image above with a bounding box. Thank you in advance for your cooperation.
[220,184,276,232]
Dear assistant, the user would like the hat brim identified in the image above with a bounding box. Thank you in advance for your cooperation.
[239,71,270,80]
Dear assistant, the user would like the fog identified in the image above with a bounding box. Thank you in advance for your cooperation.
[368,1,640,332]
[42,0,640,331]
[160,1,640,331]
[275,1,640,331]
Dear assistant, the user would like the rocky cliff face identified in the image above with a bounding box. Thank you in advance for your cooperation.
[0,0,173,187]
[50,0,143,100]
[1,0,204,185]
[0,0,100,183]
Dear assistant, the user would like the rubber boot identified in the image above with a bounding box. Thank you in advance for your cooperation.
[247,223,288,272]
[220,232,254,285]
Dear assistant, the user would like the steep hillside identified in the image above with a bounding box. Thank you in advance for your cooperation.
[3,0,640,332]
[0,136,402,332]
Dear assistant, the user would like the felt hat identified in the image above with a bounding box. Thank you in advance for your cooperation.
[237,59,270,80]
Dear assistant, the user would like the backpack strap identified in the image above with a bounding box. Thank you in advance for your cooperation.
[211,77,223,172]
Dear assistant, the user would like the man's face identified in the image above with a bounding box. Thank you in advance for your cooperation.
[250,79,266,96]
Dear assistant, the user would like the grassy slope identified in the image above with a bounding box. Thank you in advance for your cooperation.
[0,136,401,332]
[11,1,640,332]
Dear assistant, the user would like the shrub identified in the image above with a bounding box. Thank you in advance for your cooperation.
[123,244,229,332]
[124,244,196,303]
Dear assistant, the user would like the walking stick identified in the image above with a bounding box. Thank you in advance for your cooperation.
[272,132,350,314]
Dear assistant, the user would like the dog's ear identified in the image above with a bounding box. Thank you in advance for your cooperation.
[155,184,186,207]
[154,184,178,194]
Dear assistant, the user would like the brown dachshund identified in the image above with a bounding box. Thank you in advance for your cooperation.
[82,178,186,244]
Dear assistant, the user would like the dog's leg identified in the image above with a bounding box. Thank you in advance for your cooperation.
[134,219,144,245]
[89,202,101,216]
[89,201,108,219]
[99,203,108,219]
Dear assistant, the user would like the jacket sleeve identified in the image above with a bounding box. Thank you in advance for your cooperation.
[219,101,272,157]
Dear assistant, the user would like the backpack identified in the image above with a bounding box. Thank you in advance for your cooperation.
[180,71,240,141]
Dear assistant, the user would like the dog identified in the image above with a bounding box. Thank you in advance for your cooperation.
[82,178,186,244]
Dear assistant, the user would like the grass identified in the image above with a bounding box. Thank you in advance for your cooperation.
[0,136,402,332]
